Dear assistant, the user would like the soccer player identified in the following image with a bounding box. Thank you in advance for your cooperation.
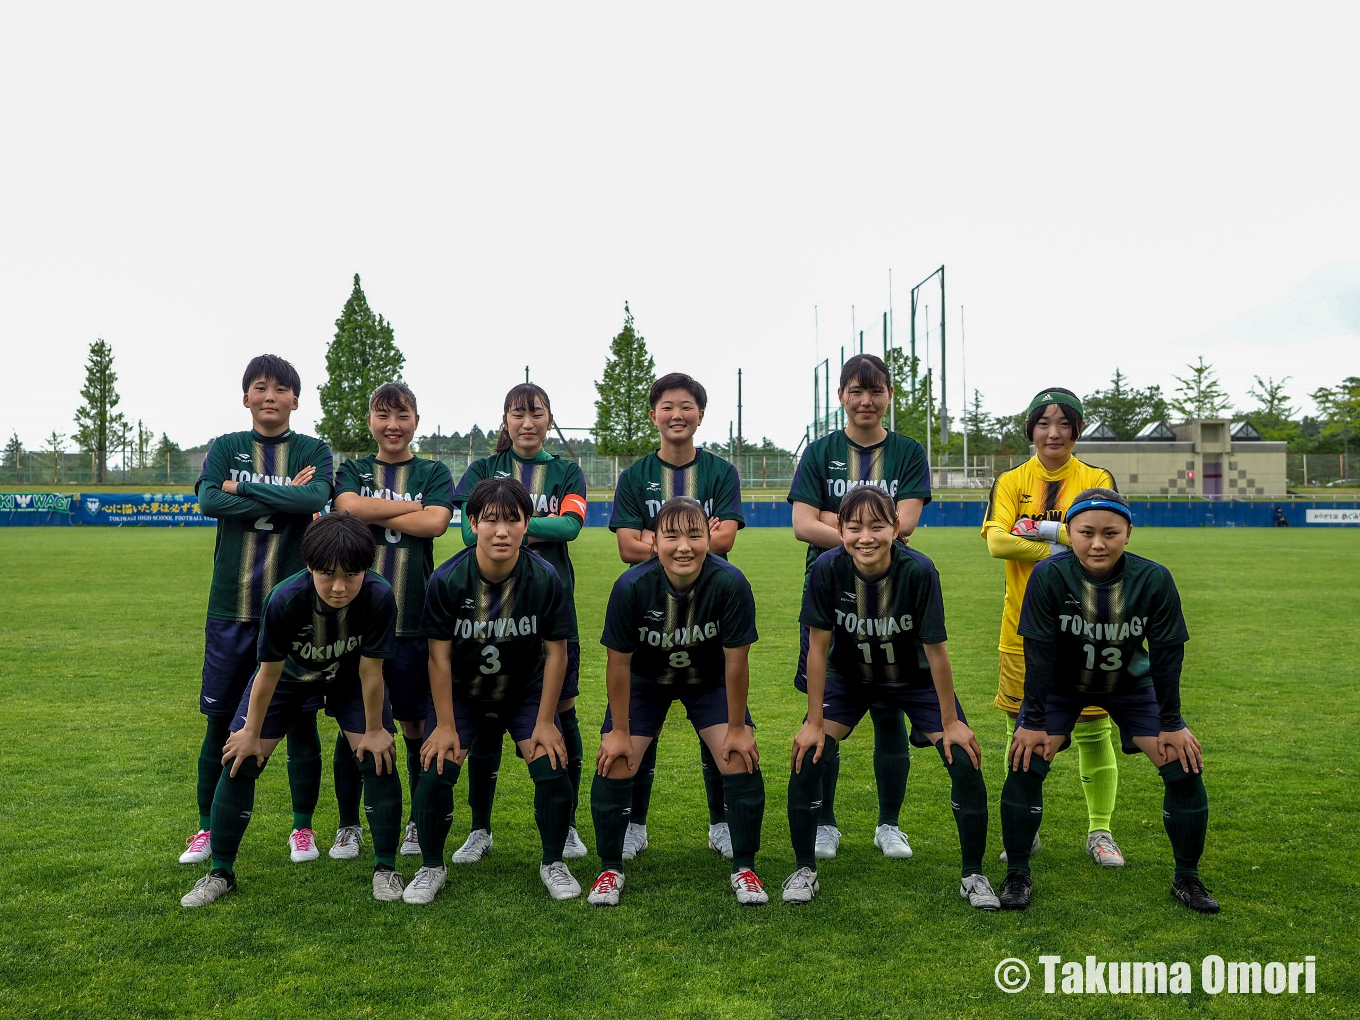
[787,353,930,861]
[609,373,745,861]
[982,387,1125,868]
[590,497,766,906]
[181,512,404,906]
[449,384,589,865]
[329,382,453,861]
[181,355,334,867]
[403,477,580,904]
[997,489,1217,913]
[782,487,996,909]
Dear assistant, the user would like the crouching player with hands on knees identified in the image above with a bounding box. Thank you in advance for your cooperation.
[405,477,580,905]
[181,512,404,907]
[590,497,767,907]
[998,489,1217,914]
[783,487,996,909]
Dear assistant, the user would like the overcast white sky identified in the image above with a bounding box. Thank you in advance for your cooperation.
[3,2,1357,453]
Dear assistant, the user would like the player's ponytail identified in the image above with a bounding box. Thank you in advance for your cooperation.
[495,383,553,454]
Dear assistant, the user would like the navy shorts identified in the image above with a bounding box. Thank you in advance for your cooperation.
[230,677,396,741]
[424,686,558,751]
[386,637,431,721]
[201,619,260,717]
[601,682,755,739]
[794,623,811,693]
[559,641,582,700]
[1018,686,1161,744]
[822,674,967,736]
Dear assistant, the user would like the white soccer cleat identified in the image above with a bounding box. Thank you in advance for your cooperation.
[999,833,1042,863]
[563,826,589,859]
[708,822,733,859]
[621,822,649,861]
[814,825,841,860]
[1087,830,1126,868]
[730,868,769,906]
[401,865,447,905]
[874,824,913,859]
[181,870,236,908]
[451,828,493,864]
[958,873,1001,911]
[372,867,405,902]
[587,869,625,907]
[781,867,819,905]
[288,828,320,863]
[329,825,363,860]
[399,821,421,857]
[180,829,211,864]
[539,861,582,900]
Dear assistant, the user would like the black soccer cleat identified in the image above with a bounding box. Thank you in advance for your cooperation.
[998,870,1032,911]
[1171,875,1220,914]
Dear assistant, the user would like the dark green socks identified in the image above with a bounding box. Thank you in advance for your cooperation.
[357,752,403,869]
[333,730,362,828]
[559,706,584,825]
[1159,761,1208,878]
[528,755,572,865]
[591,772,633,871]
[936,739,989,877]
[721,770,764,871]
[816,736,840,828]
[286,712,322,830]
[870,703,909,826]
[197,715,231,829]
[700,740,727,825]
[414,759,461,869]
[999,753,1049,871]
[209,754,267,871]
[631,736,659,825]
[788,736,835,870]
[465,717,505,832]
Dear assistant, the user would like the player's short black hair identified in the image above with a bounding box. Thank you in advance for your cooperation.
[650,373,707,410]
[1024,387,1083,441]
[302,511,375,572]
[466,477,533,524]
[370,382,417,415]
[838,486,897,529]
[839,354,891,392]
[242,354,301,396]
[495,384,552,454]
[655,496,709,537]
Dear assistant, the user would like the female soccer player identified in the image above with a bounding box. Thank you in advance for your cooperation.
[449,383,589,863]
[782,487,996,909]
[981,387,1125,868]
[330,382,454,861]
[998,489,1216,913]
[786,353,930,861]
[589,497,766,907]
[403,477,580,904]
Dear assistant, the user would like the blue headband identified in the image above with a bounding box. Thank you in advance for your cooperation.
[1066,497,1132,524]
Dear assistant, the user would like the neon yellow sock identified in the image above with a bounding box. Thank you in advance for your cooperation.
[1073,716,1118,832]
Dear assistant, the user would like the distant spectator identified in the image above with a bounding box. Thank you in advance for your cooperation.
[1274,506,1290,527]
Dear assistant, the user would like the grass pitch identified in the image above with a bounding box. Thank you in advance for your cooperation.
[0,526,1356,1019]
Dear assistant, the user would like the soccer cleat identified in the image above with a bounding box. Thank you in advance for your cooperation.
[329,825,363,860]
[708,822,733,859]
[1086,830,1125,868]
[179,830,211,864]
[999,833,1042,862]
[621,822,649,861]
[371,866,405,902]
[781,866,819,905]
[814,825,841,860]
[451,828,493,864]
[1171,875,1220,914]
[399,821,421,857]
[959,874,1001,911]
[180,869,237,908]
[288,828,320,863]
[563,826,589,859]
[587,869,625,907]
[998,871,1033,911]
[873,824,913,859]
[730,869,769,906]
[539,861,582,900]
[401,865,447,905]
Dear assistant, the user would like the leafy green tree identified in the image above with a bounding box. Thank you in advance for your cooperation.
[318,274,406,452]
[1311,376,1360,463]
[73,338,127,484]
[1239,375,1301,443]
[154,432,188,481]
[42,430,65,483]
[1083,368,1169,438]
[885,349,935,443]
[959,389,998,455]
[135,419,154,471]
[3,431,23,482]
[111,417,133,480]
[1169,356,1231,420]
[593,302,657,456]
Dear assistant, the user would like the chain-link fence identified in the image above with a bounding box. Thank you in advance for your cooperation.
[1287,453,1354,487]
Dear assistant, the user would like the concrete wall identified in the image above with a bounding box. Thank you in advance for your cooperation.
[1073,420,1287,495]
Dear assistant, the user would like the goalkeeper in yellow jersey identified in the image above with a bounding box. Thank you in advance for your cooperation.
[981,387,1125,868]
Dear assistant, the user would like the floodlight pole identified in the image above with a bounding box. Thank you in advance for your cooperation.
[909,265,947,442]
[736,368,743,461]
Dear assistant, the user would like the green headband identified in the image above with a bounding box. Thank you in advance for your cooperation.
[1027,391,1084,418]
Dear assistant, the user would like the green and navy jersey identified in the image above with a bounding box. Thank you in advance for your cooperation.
[800,544,947,689]
[196,429,335,622]
[335,454,454,637]
[421,547,576,703]
[609,449,744,541]
[1018,552,1189,696]
[257,569,397,688]
[600,554,758,686]
[453,450,587,602]
[788,429,931,573]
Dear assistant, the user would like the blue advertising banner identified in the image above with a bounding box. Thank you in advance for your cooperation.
[0,491,79,526]
[76,493,213,526]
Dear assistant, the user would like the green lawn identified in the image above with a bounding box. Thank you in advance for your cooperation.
[0,527,1356,1019]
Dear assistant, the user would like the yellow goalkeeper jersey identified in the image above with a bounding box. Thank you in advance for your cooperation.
[981,455,1116,654]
